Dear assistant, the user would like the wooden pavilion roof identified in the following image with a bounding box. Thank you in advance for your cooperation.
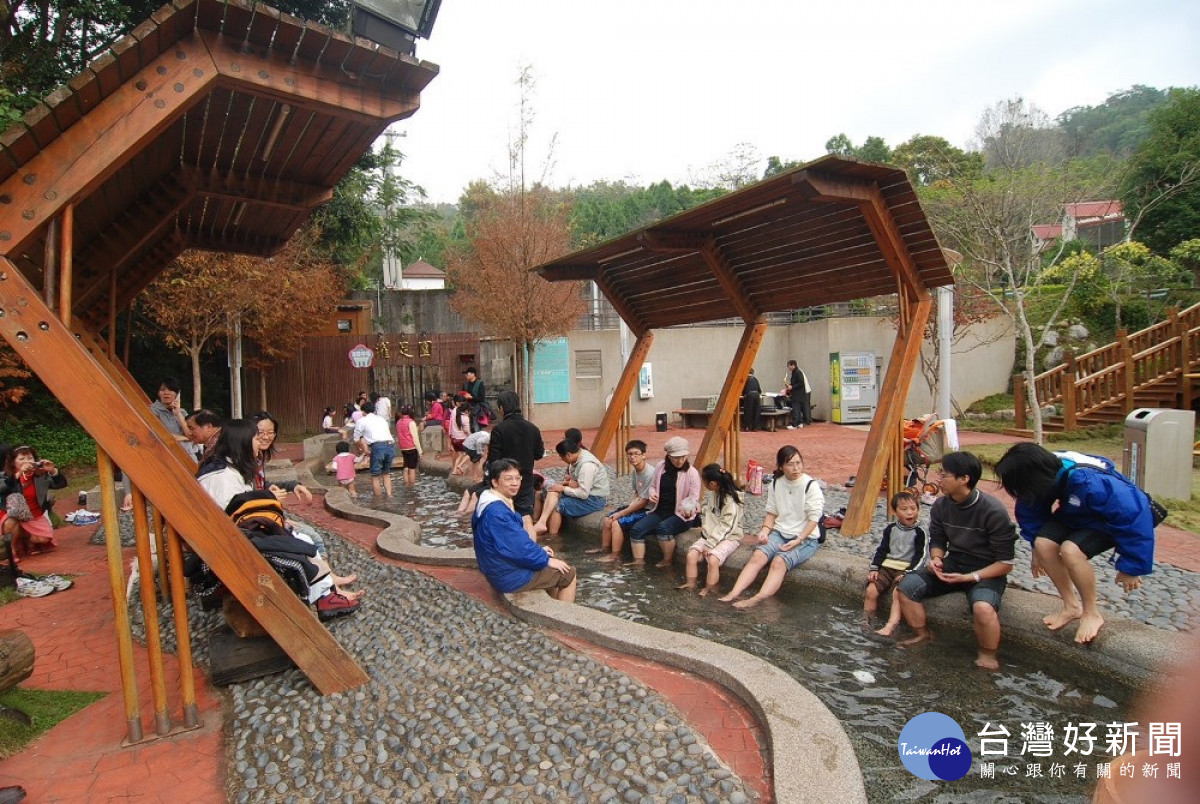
[537,156,952,332]
[0,0,438,329]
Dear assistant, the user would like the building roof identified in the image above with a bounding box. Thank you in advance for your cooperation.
[0,0,439,329]
[1032,224,1064,241]
[404,259,445,278]
[536,156,952,333]
[1065,200,1124,222]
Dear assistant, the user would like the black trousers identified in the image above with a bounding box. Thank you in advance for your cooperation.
[742,394,761,430]
[789,391,811,426]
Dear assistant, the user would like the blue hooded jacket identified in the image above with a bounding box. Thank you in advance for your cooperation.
[471,490,549,593]
[1013,450,1155,576]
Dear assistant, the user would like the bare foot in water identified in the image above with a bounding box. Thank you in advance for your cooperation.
[596,554,620,564]
[675,581,695,591]
[1044,605,1083,631]
[732,596,764,610]
[624,559,645,567]
[532,523,548,536]
[975,651,1000,670]
[716,593,738,602]
[1075,612,1105,643]
[898,629,933,649]
[654,560,673,569]
[697,587,710,598]
[875,623,898,637]
[584,548,603,554]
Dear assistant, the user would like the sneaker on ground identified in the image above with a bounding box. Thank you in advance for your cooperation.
[15,578,55,598]
[39,574,74,591]
[316,591,360,621]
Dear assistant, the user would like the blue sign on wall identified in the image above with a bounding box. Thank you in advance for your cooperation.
[533,338,570,404]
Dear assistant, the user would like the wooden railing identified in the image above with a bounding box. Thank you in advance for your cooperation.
[1016,303,1200,432]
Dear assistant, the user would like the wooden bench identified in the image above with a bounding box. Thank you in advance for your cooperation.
[673,408,791,431]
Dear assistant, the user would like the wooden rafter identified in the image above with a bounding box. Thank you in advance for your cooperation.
[793,170,927,301]
[697,238,761,324]
[0,37,217,254]
[178,166,334,210]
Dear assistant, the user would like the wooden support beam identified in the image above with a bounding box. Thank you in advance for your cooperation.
[0,33,218,254]
[177,165,334,210]
[591,331,654,463]
[793,170,927,301]
[697,238,760,324]
[696,322,767,469]
[842,293,932,535]
[0,257,367,694]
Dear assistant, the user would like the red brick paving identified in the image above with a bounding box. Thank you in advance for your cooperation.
[0,524,224,803]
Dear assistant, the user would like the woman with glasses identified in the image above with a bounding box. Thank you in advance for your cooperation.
[719,445,824,609]
[198,419,362,609]
[250,412,312,503]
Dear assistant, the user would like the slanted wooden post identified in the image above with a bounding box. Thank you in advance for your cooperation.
[591,330,654,463]
[697,322,766,469]
[842,293,932,536]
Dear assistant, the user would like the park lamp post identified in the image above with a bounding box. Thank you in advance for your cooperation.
[351,0,442,55]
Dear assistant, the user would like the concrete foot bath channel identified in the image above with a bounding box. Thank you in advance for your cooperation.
[329,458,1190,803]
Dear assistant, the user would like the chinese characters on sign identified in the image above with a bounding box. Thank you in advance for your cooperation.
[374,338,434,361]
[975,721,1182,780]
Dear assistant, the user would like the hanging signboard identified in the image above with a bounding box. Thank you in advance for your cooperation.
[348,344,375,369]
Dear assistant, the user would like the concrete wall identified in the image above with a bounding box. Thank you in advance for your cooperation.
[520,315,1015,431]
[349,288,472,335]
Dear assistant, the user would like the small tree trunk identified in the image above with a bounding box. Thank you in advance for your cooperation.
[0,630,35,691]
[189,344,203,411]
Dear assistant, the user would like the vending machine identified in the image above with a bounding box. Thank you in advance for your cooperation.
[829,351,878,424]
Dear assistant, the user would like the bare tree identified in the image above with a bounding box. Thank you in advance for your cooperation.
[448,67,584,412]
[925,98,1110,442]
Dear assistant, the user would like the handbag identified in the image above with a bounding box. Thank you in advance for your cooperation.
[5,492,33,522]
[745,460,763,495]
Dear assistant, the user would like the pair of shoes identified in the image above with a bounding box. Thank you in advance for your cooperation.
[15,578,54,598]
[823,515,844,529]
[316,590,361,621]
[38,574,73,591]
[786,425,796,430]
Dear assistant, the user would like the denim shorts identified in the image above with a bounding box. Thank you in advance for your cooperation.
[369,441,396,475]
[557,495,606,518]
[757,530,820,571]
[897,567,1007,611]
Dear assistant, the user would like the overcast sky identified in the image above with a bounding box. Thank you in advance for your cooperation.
[395,0,1200,204]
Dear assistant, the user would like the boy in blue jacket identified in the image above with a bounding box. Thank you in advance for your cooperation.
[995,443,1155,644]
[472,458,577,602]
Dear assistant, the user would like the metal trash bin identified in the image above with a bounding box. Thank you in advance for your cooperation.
[1122,408,1195,500]
[655,412,668,432]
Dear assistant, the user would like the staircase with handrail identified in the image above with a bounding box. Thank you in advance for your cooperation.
[1013,303,1200,433]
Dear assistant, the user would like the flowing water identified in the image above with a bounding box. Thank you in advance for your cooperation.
[370,480,1145,803]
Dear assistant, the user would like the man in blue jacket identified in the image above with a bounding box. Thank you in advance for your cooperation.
[473,459,577,602]
[995,443,1156,644]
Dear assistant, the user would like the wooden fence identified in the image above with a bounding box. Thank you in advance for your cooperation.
[247,332,480,433]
